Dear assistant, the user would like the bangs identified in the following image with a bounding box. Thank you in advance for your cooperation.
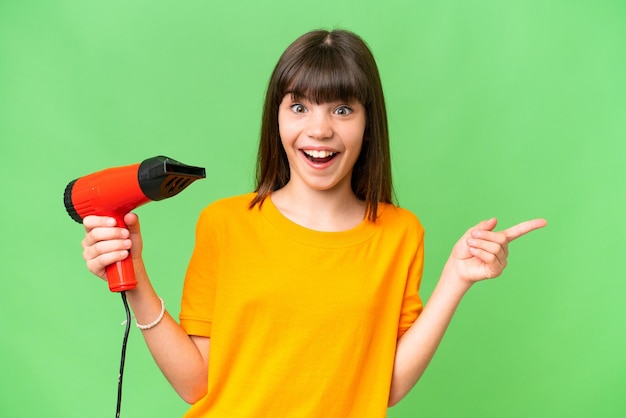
[278,47,371,105]
[255,29,393,220]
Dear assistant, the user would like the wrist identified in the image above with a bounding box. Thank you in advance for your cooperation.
[135,297,166,330]
[440,262,474,295]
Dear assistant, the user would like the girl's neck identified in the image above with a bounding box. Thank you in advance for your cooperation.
[270,182,366,232]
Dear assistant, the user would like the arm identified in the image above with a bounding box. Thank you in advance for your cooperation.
[82,213,209,404]
[388,217,547,406]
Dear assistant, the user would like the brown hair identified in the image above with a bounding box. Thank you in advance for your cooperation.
[250,29,393,221]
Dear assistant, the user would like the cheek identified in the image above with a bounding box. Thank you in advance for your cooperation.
[347,125,366,164]
[346,125,366,151]
[277,116,296,145]
[278,127,290,150]
[278,126,299,160]
[277,123,287,147]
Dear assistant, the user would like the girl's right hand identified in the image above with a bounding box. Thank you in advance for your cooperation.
[81,213,143,281]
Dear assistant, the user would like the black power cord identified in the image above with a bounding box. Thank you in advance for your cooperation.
[117,291,132,418]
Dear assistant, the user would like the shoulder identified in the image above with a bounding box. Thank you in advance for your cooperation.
[377,203,423,231]
[377,203,422,228]
[193,193,259,240]
[194,192,258,231]
[200,192,257,217]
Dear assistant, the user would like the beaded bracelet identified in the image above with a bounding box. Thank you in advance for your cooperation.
[136,297,165,330]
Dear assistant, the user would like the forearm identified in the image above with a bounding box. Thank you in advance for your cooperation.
[125,261,208,404]
[388,217,547,406]
[388,263,472,406]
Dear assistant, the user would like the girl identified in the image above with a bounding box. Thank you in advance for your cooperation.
[81,29,546,417]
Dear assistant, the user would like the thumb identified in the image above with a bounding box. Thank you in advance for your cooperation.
[123,212,143,258]
[470,217,497,234]
[124,212,141,234]
[453,218,497,259]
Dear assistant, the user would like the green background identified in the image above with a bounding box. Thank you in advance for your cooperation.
[1,0,624,417]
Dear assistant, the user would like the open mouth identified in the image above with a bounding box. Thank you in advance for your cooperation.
[301,149,338,164]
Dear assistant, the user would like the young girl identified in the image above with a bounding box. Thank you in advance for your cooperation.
[80,29,546,417]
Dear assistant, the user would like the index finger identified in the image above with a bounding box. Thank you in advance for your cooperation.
[503,218,548,242]
[83,215,117,229]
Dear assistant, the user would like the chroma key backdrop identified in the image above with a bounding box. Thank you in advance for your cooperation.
[1,1,624,417]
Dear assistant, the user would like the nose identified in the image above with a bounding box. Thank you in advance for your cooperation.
[306,110,333,140]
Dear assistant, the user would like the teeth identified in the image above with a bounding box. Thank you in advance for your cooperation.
[303,150,336,158]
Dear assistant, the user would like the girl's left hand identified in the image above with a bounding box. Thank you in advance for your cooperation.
[448,217,547,284]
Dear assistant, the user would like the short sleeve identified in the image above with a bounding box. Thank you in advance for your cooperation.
[397,224,425,338]
[179,206,220,337]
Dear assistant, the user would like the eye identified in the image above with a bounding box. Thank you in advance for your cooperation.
[290,103,307,114]
[334,105,353,116]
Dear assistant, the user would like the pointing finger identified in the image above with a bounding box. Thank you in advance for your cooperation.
[503,219,547,242]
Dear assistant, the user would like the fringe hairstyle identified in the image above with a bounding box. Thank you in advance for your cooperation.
[250,29,393,221]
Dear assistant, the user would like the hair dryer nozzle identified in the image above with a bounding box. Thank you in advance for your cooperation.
[138,156,206,201]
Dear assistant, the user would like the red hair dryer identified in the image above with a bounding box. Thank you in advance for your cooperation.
[64,156,206,292]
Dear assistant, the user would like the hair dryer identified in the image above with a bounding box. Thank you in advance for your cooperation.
[64,155,206,292]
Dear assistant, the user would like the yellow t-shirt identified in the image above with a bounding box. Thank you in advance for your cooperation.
[180,193,424,417]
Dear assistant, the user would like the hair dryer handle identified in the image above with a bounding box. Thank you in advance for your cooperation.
[105,215,138,292]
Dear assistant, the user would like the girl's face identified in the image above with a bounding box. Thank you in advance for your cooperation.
[277,94,366,195]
